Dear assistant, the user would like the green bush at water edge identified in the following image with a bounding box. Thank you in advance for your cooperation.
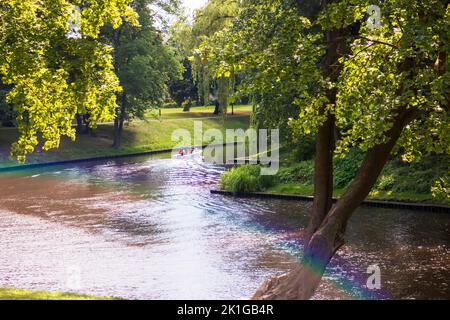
[220,165,275,193]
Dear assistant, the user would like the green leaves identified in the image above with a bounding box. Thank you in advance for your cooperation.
[335,0,449,157]
[0,0,136,162]
[195,0,449,198]
[107,0,182,121]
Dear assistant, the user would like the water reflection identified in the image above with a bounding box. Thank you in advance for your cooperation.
[0,155,448,299]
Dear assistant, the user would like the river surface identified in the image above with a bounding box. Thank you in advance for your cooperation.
[0,155,448,300]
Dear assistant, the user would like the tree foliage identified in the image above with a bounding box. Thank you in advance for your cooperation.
[0,0,138,161]
[202,0,449,188]
[105,0,182,122]
[189,0,239,107]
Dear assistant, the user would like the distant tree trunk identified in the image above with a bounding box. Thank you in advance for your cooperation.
[119,95,126,134]
[213,100,221,115]
[83,114,95,136]
[112,26,124,150]
[113,112,121,149]
[75,113,83,133]
[183,98,191,112]
[113,93,127,149]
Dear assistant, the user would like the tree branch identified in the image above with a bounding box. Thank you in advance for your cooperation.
[358,36,398,49]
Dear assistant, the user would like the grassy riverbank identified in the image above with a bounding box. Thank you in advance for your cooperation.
[220,151,450,205]
[0,106,251,168]
[266,183,441,203]
[0,288,116,300]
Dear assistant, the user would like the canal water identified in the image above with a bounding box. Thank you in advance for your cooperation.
[0,155,448,299]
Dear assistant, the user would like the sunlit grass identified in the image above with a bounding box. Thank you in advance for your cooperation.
[266,182,442,203]
[152,104,252,119]
[0,288,118,300]
[0,115,251,168]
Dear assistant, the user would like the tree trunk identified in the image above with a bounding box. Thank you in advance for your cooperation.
[113,113,121,149]
[253,107,416,300]
[83,114,94,136]
[254,0,386,299]
[305,115,335,245]
[75,113,83,134]
[112,26,123,150]
[306,22,348,243]
[113,94,126,149]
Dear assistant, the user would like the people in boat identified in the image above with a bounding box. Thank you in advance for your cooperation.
[178,149,185,156]
[190,147,195,155]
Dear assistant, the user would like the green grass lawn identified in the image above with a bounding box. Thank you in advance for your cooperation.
[0,111,251,168]
[152,104,252,120]
[0,288,117,300]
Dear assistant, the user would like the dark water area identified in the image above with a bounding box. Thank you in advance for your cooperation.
[0,155,448,299]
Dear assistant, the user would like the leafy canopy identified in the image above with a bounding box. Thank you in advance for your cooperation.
[201,0,449,157]
[197,0,449,196]
[0,0,138,161]
[105,0,182,120]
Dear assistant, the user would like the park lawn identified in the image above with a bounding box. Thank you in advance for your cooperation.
[0,287,117,300]
[0,115,251,168]
[153,104,252,120]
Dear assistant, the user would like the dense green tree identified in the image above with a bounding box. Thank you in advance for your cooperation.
[167,16,199,107]
[0,0,138,161]
[201,0,449,299]
[190,0,239,108]
[169,15,195,57]
[169,59,197,108]
[0,80,15,127]
[103,0,182,149]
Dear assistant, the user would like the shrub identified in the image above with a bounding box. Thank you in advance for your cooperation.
[220,165,275,193]
[334,148,364,188]
[375,174,395,191]
[276,160,314,184]
[376,155,450,194]
[292,136,316,161]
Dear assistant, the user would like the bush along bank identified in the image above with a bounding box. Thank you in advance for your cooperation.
[220,165,276,194]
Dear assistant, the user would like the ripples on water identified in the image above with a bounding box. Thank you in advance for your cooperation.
[0,155,449,300]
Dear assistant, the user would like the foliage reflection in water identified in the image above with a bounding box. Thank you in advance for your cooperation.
[0,155,448,299]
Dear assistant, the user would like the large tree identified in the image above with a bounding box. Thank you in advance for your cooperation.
[103,0,182,149]
[168,59,197,108]
[0,0,138,161]
[202,0,449,299]
[190,0,239,108]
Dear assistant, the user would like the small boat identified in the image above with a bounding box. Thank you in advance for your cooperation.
[172,148,203,159]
